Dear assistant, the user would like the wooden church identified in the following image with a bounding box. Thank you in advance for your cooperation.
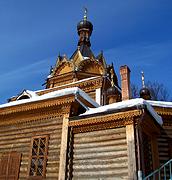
[0,11,172,180]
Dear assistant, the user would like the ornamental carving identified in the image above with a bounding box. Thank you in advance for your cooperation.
[69,109,141,127]
[0,96,74,115]
[78,59,105,75]
[72,119,132,133]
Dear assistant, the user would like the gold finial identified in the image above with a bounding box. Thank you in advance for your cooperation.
[110,68,115,87]
[141,71,145,88]
[83,7,88,21]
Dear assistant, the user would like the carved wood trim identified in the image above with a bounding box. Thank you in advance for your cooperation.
[153,107,172,116]
[72,119,133,133]
[69,110,142,128]
[0,96,74,115]
[0,105,71,126]
[38,77,103,96]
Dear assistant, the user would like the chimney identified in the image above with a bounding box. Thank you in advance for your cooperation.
[120,65,131,101]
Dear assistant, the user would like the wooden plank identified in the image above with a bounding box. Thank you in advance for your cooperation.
[58,115,69,180]
[126,124,137,180]
[74,139,126,149]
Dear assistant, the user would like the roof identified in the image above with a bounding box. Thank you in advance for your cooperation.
[0,87,99,109]
[80,98,163,125]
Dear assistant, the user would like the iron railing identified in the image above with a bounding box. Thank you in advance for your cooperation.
[143,159,172,180]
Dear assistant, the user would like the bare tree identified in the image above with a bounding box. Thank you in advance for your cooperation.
[146,81,170,101]
[131,81,171,101]
[131,83,139,98]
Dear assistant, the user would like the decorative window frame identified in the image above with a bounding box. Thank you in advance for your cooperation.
[28,135,49,179]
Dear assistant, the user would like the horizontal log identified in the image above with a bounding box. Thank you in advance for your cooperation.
[73,156,128,165]
[73,162,128,170]
[46,166,59,172]
[74,127,126,138]
[0,123,62,136]
[73,151,128,160]
[74,139,127,149]
[72,168,128,177]
[74,145,127,154]
[46,173,59,178]
[74,134,126,143]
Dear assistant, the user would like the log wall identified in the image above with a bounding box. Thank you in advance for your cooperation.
[70,127,128,179]
[0,116,63,180]
[158,125,172,165]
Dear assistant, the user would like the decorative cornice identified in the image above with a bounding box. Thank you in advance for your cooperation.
[0,95,74,115]
[69,109,142,128]
[0,104,71,126]
[153,107,172,116]
[38,76,103,96]
[72,118,133,133]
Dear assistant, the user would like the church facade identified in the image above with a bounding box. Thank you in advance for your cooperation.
[0,12,172,180]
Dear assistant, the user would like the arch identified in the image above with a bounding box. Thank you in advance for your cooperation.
[54,61,74,75]
[78,59,105,75]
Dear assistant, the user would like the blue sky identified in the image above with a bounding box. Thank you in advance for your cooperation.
[0,0,172,103]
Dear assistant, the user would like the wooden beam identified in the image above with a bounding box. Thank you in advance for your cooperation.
[151,135,160,170]
[126,124,137,179]
[58,114,69,180]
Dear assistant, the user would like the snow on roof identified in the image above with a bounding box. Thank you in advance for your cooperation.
[83,56,89,60]
[81,98,163,125]
[0,87,99,109]
[147,100,172,108]
[16,90,38,100]
[36,76,100,93]
[25,90,38,97]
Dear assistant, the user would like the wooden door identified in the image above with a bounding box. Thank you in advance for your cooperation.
[0,152,21,180]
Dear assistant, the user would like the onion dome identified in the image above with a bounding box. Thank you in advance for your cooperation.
[77,19,93,36]
[106,86,121,104]
[107,86,119,96]
[140,71,151,100]
[77,8,93,36]
[140,87,151,100]
[77,8,93,47]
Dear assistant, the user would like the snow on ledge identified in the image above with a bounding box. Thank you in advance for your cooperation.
[147,100,172,108]
[35,76,100,93]
[0,87,99,109]
[81,98,163,125]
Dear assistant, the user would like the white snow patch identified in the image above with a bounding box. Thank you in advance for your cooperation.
[81,98,163,125]
[35,76,100,93]
[47,74,53,79]
[147,100,172,108]
[17,90,38,100]
[83,56,89,60]
[0,87,99,109]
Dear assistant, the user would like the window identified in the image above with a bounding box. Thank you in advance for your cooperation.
[0,151,21,180]
[28,135,49,178]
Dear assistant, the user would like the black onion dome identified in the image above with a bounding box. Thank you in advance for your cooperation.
[140,87,151,100]
[77,20,93,35]
[107,86,119,96]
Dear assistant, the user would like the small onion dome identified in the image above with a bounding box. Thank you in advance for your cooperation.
[139,87,151,100]
[107,86,121,104]
[77,20,93,35]
[107,86,119,96]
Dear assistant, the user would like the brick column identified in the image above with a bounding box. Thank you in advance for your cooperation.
[120,65,131,101]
